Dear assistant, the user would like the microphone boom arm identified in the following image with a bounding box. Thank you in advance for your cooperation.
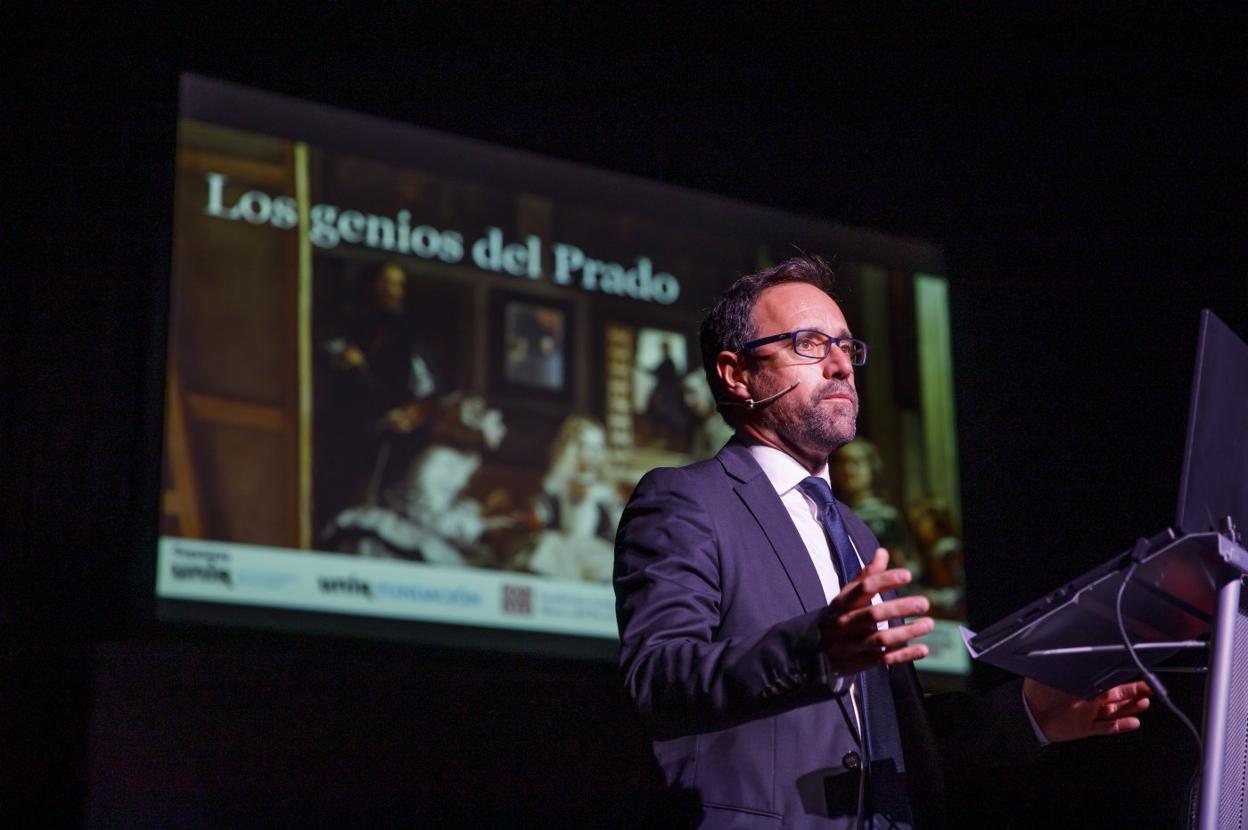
[720,380,801,410]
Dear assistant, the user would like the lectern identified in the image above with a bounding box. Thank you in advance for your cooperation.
[966,310,1248,829]
[966,530,1248,829]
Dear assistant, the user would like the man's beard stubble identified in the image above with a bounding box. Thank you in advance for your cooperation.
[757,377,858,456]
[802,379,858,451]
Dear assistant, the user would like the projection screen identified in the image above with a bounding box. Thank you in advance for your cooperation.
[157,74,968,670]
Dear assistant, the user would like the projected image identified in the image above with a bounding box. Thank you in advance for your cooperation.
[503,301,566,392]
[312,262,504,568]
[828,438,964,618]
[832,440,908,569]
[158,76,968,667]
[313,260,447,526]
[906,495,965,618]
[632,328,690,453]
[603,324,692,460]
[682,369,735,461]
[321,393,508,567]
[517,415,621,582]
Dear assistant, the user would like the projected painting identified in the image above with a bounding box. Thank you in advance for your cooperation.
[158,76,967,669]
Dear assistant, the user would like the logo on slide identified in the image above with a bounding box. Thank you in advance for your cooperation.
[170,563,233,588]
[318,575,374,601]
[170,546,233,588]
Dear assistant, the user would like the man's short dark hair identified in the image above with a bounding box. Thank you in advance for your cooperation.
[699,254,838,421]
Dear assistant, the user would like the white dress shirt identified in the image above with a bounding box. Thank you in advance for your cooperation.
[745,440,884,711]
[747,442,854,603]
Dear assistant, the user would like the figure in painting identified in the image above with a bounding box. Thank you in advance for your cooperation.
[317,261,441,517]
[907,494,966,617]
[831,438,914,576]
[523,415,622,582]
[322,393,508,567]
[682,370,734,460]
[504,303,565,391]
[640,340,691,450]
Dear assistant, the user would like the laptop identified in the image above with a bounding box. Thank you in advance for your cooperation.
[968,310,1248,661]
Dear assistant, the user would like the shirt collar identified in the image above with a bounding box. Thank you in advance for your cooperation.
[740,436,831,497]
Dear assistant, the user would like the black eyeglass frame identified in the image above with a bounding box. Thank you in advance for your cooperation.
[740,329,870,367]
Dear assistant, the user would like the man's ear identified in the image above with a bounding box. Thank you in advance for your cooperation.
[716,350,751,405]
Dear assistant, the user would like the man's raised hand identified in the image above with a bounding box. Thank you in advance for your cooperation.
[818,548,934,675]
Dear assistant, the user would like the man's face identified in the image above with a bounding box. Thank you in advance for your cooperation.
[375,265,408,311]
[744,282,859,463]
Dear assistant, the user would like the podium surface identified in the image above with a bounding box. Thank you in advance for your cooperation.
[966,531,1248,700]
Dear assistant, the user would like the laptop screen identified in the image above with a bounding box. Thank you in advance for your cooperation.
[1175,310,1248,542]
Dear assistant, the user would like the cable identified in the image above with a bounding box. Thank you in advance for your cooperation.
[1114,560,1204,792]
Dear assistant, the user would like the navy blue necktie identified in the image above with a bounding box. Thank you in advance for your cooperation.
[799,476,913,830]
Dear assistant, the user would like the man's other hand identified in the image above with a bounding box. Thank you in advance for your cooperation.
[818,548,933,675]
[1023,678,1152,743]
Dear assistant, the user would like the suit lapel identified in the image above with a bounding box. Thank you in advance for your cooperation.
[718,442,827,613]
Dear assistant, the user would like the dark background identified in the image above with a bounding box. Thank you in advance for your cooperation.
[4,6,1245,827]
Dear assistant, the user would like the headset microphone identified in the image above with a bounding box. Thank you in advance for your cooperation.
[721,380,801,410]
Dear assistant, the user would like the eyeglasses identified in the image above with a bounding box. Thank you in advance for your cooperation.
[741,329,869,367]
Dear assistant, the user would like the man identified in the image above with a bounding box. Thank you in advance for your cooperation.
[318,261,440,519]
[614,256,1150,828]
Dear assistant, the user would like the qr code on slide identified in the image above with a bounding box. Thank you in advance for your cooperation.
[501,584,534,616]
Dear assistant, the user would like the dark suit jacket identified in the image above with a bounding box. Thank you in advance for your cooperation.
[615,440,1041,829]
